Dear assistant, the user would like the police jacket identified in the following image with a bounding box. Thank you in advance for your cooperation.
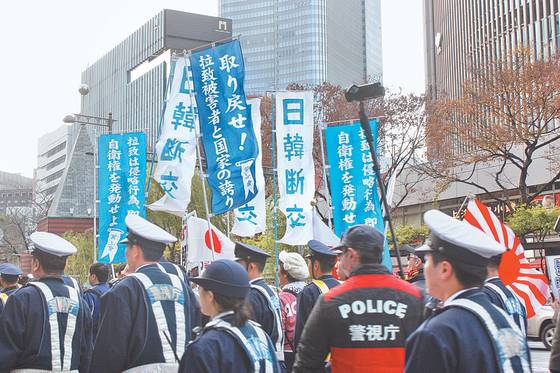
[293,264,423,373]
[0,277,93,372]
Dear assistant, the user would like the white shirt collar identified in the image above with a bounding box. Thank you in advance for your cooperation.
[250,277,263,284]
[212,310,234,321]
[485,276,499,283]
[443,287,479,307]
[135,263,157,272]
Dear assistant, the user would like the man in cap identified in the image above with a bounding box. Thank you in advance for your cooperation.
[235,242,285,367]
[293,225,424,373]
[278,250,309,372]
[404,244,441,317]
[0,263,23,303]
[293,240,340,350]
[405,210,531,373]
[91,215,195,372]
[0,232,92,372]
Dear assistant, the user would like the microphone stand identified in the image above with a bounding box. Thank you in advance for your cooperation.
[358,101,405,279]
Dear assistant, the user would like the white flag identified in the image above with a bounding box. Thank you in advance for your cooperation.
[232,98,267,237]
[276,91,315,245]
[148,57,198,216]
[187,216,235,263]
[312,209,340,247]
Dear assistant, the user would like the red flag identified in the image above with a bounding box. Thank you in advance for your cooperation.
[463,199,549,318]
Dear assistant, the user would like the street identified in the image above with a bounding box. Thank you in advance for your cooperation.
[531,341,551,373]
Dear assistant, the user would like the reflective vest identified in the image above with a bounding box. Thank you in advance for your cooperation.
[128,270,188,371]
[27,282,80,373]
[206,316,279,373]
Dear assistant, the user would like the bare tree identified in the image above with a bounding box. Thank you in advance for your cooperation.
[420,49,560,210]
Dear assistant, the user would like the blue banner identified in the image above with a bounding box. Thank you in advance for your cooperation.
[325,121,392,270]
[190,40,258,215]
[98,132,146,264]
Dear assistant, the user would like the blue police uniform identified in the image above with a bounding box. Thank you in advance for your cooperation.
[91,263,193,372]
[235,242,285,365]
[482,276,527,335]
[91,214,193,372]
[294,240,340,349]
[293,274,339,348]
[180,259,280,373]
[0,277,93,371]
[405,288,531,373]
[180,311,280,373]
[158,259,202,334]
[406,210,531,373]
[83,281,110,341]
[0,263,23,305]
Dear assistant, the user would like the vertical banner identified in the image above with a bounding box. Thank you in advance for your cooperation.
[232,98,266,236]
[545,255,560,300]
[148,57,198,216]
[190,40,259,215]
[276,91,315,245]
[325,121,391,269]
[98,132,146,264]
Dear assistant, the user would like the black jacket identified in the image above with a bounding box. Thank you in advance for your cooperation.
[293,264,424,373]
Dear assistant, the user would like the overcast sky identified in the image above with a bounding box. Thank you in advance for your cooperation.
[0,0,424,178]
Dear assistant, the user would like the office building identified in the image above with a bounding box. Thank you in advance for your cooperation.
[35,125,78,203]
[79,9,232,147]
[219,0,382,94]
[424,0,560,99]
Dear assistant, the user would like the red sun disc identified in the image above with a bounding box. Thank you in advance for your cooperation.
[499,249,521,286]
[204,229,222,253]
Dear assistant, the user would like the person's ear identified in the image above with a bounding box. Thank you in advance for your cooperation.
[440,260,454,281]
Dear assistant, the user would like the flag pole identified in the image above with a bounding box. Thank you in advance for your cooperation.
[185,52,216,261]
[270,92,280,288]
[455,192,475,219]
[317,111,333,229]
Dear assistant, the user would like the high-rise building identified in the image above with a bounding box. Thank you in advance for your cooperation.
[79,9,232,148]
[35,125,78,203]
[219,0,382,94]
[41,9,232,231]
[424,0,560,99]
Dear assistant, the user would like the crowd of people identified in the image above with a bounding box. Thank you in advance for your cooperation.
[0,209,555,372]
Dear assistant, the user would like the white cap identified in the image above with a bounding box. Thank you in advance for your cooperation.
[279,251,309,281]
[29,232,77,257]
[121,214,177,245]
[417,210,505,265]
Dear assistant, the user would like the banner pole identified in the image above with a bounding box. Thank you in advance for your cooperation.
[317,113,333,229]
[186,51,216,261]
[271,92,279,288]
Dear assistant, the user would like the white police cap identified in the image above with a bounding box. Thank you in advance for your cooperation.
[416,210,505,265]
[121,215,177,245]
[29,232,77,257]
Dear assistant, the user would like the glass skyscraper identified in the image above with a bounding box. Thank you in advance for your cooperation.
[219,0,382,94]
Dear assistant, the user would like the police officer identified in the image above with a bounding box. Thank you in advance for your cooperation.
[235,242,285,367]
[294,225,424,373]
[83,262,111,342]
[405,210,531,373]
[0,232,92,372]
[0,263,23,300]
[179,259,280,373]
[404,244,440,317]
[91,215,194,372]
[482,254,527,335]
[294,240,340,349]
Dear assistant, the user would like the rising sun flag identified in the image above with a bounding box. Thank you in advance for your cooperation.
[463,199,550,318]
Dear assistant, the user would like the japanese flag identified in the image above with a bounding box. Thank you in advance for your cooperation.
[186,217,235,263]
